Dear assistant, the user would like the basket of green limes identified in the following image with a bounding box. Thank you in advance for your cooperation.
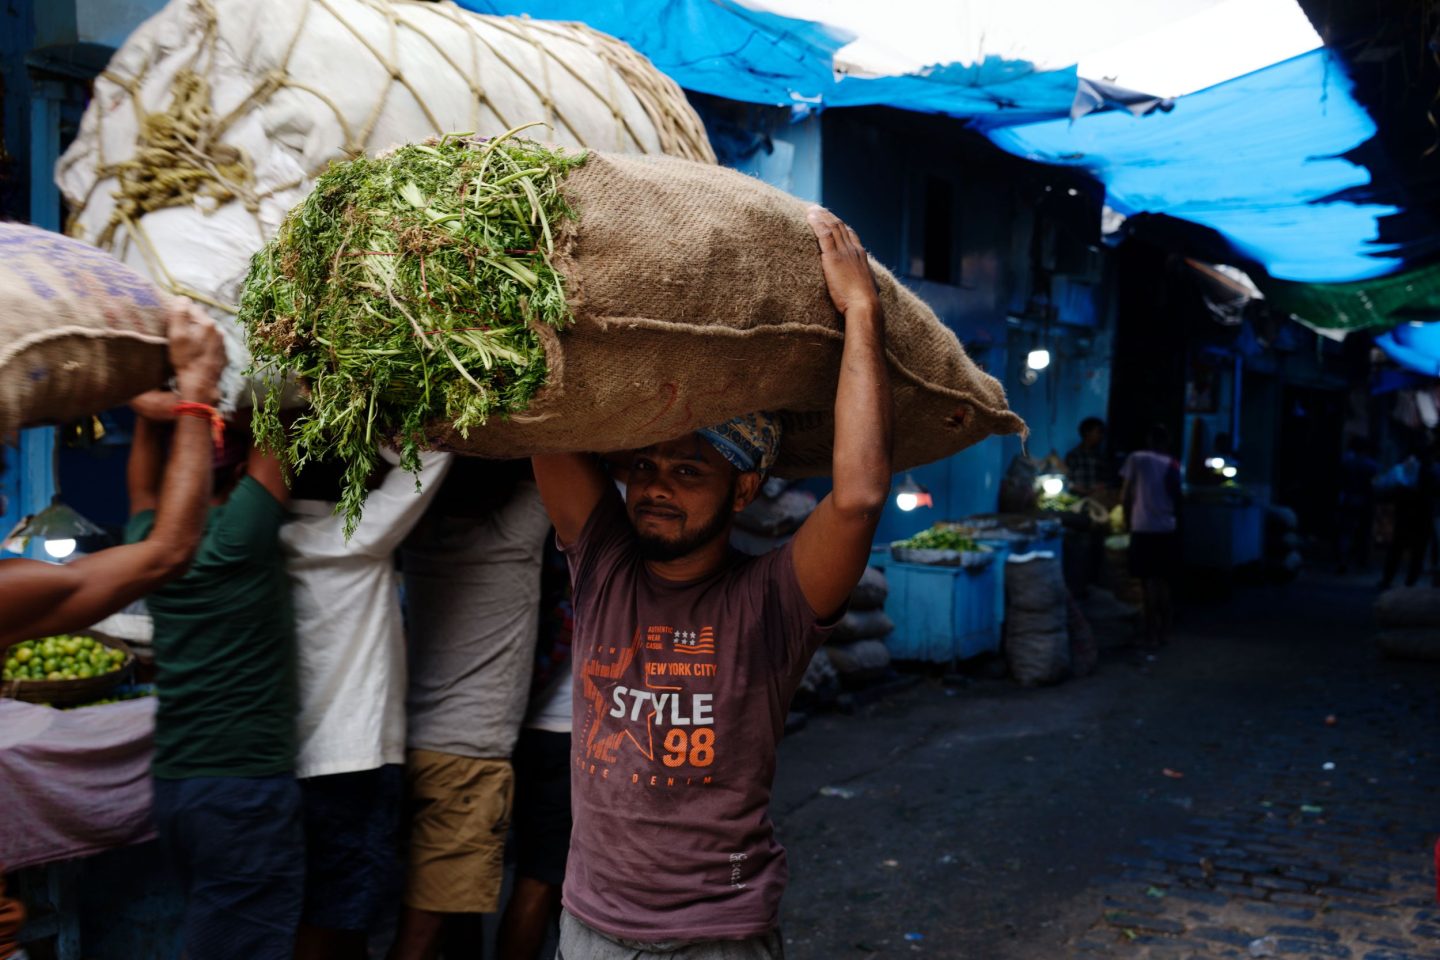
[2,632,134,705]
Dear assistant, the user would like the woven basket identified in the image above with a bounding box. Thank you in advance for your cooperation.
[2,632,136,706]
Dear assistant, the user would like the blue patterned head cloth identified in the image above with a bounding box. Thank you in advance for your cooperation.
[698,412,782,476]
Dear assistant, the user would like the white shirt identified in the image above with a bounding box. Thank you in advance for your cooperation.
[281,450,452,779]
[525,669,572,733]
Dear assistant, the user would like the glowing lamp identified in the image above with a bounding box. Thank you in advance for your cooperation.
[4,499,104,560]
[895,475,932,512]
[1026,349,1051,371]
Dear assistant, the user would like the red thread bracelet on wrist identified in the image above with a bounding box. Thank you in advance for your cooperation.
[173,402,225,453]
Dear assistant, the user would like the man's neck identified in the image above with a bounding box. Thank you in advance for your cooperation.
[644,532,734,583]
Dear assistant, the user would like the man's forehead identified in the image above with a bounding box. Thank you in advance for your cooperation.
[634,433,722,464]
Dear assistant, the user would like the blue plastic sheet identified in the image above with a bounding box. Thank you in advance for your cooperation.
[1377,322,1440,378]
[459,0,1081,125]
[987,51,1398,284]
[459,3,1405,287]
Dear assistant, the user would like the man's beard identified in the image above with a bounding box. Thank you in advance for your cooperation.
[633,484,736,563]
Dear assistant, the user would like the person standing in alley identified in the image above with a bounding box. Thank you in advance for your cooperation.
[1121,425,1182,648]
[284,449,452,960]
[387,459,551,960]
[1336,436,1378,575]
[1066,417,1111,499]
[1378,440,1438,590]
[497,538,576,960]
[125,401,298,960]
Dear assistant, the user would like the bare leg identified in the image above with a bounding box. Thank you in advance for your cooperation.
[386,907,446,960]
[498,877,562,960]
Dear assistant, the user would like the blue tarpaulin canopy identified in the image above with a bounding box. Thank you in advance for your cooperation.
[988,50,1396,285]
[1377,322,1440,379]
[460,0,1087,126]
[460,0,1413,291]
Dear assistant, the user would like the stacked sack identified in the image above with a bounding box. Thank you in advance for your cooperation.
[731,479,816,557]
[1374,587,1440,661]
[827,567,893,688]
[730,480,838,705]
[1004,553,1070,686]
[57,0,716,410]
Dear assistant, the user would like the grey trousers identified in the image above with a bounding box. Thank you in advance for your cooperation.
[556,911,784,960]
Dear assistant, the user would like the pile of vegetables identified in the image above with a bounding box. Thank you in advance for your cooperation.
[893,525,986,553]
[1038,490,1080,512]
[5,634,126,683]
[241,128,587,532]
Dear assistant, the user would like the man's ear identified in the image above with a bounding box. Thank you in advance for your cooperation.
[733,471,762,512]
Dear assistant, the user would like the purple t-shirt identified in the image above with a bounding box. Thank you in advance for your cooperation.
[1121,450,1181,533]
[561,492,830,942]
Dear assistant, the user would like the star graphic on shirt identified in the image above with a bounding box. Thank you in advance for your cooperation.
[581,627,657,763]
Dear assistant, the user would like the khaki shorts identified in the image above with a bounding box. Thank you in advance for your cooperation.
[403,749,514,913]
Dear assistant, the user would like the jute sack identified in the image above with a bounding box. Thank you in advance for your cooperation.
[1376,628,1440,662]
[58,0,715,411]
[0,224,169,438]
[1375,587,1440,629]
[428,153,1026,474]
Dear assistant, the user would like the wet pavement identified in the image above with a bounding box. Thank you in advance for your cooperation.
[772,572,1440,959]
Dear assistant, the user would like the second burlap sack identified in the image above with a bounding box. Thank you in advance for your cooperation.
[0,223,170,439]
[430,152,1025,474]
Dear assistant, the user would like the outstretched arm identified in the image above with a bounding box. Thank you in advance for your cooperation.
[791,207,894,620]
[531,454,610,547]
[0,300,225,647]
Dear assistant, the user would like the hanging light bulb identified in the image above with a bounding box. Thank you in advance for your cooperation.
[895,474,932,512]
[4,498,104,559]
[1026,348,1051,371]
[1040,476,1065,497]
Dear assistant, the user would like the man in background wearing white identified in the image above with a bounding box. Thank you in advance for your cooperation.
[283,450,453,960]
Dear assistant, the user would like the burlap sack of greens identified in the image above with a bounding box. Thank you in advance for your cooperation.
[0,223,169,439]
[241,133,1026,529]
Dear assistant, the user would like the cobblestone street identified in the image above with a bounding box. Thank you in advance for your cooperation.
[772,572,1440,959]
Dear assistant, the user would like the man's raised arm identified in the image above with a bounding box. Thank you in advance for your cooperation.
[0,300,225,647]
[791,207,894,620]
[531,453,611,547]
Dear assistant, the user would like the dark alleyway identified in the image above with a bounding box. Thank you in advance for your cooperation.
[773,573,1440,959]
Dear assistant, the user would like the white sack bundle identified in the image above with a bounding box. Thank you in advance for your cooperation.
[57,0,713,408]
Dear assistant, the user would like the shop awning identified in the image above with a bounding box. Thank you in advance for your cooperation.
[457,0,1316,126]
[1377,321,1440,379]
[461,0,1428,302]
[987,49,1396,286]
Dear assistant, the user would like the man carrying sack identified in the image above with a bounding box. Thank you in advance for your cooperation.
[531,207,891,959]
[0,301,225,647]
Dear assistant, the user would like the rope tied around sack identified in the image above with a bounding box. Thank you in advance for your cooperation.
[66,0,716,320]
[96,68,257,248]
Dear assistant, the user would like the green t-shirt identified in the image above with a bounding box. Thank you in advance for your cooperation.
[125,476,295,779]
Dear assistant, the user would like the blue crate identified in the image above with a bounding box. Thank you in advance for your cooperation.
[881,555,999,662]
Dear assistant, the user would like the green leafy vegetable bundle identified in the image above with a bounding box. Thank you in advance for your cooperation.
[893,526,985,553]
[240,129,586,530]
